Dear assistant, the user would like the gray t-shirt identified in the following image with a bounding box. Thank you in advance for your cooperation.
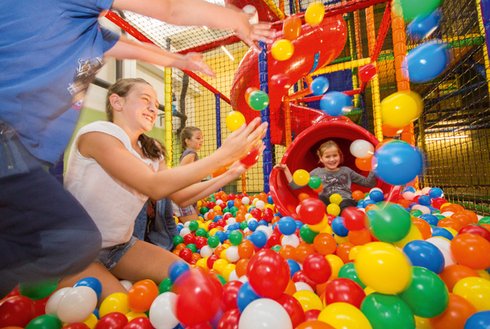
[309,166,377,201]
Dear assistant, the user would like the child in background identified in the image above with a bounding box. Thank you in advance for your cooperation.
[60,78,266,298]
[173,126,204,222]
[0,0,274,295]
[276,140,376,211]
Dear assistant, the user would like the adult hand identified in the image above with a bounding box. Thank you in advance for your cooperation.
[182,52,215,77]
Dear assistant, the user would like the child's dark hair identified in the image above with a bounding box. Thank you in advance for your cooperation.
[180,126,201,150]
[106,78,166,160]
[317,140,344,164]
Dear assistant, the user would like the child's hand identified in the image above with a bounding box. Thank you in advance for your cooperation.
[218,117,267,164]
[182,52,215,77]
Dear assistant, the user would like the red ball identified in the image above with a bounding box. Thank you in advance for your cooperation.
[291,270,317,288]
[302,253,332,284]
[221,281,243,312]
[323,278,366,308]
[341,207,367,231]
[0,296,35,328]
[95,312,128,329]
[179,248,193,263]
[122,317,153,329]
[183,233,196,245]
[217,308,241,329]
[247,249,290,299]
[276,293,305,327]
[459,225,490,242]
[240,148,260,168]
[298,198,325,225]
[63,324,90,329]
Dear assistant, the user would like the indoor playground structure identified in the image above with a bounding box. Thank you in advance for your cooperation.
[1,0,490,328]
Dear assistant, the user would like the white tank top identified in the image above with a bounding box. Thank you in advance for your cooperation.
[64,121,160,248]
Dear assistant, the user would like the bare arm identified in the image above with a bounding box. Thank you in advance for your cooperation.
[180,153,197,166]
[274,163,293,182]
[105,35,215,76]
[79,118,267,200]
[112,0,275,51]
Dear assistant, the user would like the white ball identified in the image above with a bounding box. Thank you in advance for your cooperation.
[179,227,191,237]
[350,139,374,159]
[256,225,273,239]
[294,282,314,292]
[225,246,240,263]
[426,236,455,267]
[57,286,97,323]
[238,298,293,329]
[255,200,266,210]
[45,287,71,314]
[242,196,251,205]
[281,234,300,248]
[200,245,214,258]
[120,280,133,291]
[149,292,179,329]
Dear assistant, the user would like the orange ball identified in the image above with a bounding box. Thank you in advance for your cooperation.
[237,240,255,259]
[348,229,372,246]
[294,242,316,263]
[285,279,297,296]
[313,233,337,255]
[450,233,490,270]
[430,293,477,329]
[438,217,464,232]
[352,190,364,201]
[128,279,159,313]
[279,244,296,260]
[355,156,373,172]
[412,217,432,240]
[235,258,249,277]
[298,192,311,202]
[336,242,354,264]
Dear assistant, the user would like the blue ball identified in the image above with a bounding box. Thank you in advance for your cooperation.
[286,259,301,277]
[464,311,490,329]
[431,226,453,240]
[403,186,416,193]
[369,190,385,202]
[403,240,445,273]
[168,261,190,282]
[428,187,443,198]
[248,219,259,231]
[373,141,424,185]
[278,216,297,235]
[406,9,441,41]
[74,277,102,300]
[310,76,330,96]
[331,216,349,237]
[406,40,449,83]
[248,230,267,248]
[418,195,432,206]
[419,214,439,226]
[237,281,260,312]
[320,91,353,116]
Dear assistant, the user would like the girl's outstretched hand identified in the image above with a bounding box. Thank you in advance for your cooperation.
[182,52,215,77]
[229,6,276,52]
[218,117,267,165]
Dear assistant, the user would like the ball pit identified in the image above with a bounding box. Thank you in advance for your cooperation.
[1,187,489,329]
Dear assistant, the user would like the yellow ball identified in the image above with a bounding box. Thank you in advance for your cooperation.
[453,277,490,311]
[381,91,423,128]
[305,2,325,26]
[196,258,208,269]
[326,254,344,280]
[212,258,229,273]
[393,224,422,248]
[293,290,324,311]
[271,39,294,61]
[326,203,341,216]
[329,193,343,205]
[354,242,412,294]
[83,313,98,329]
[126,311,148,321]
[99,292,129,317]
[293,169,310,186]
[318,302,372,329]
[226,111,246,131]
[308,216,329,233]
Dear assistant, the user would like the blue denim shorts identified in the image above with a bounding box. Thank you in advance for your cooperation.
[97,236,137,270]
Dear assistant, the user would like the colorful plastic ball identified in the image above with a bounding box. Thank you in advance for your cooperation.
[326,203,341,217]
[305,2,325,26]
[331,216,348,237]
[293,290,323,312]
[308,176,322,189]
[169,261,190,283]
[429,187,443,198]
[342,207,367,231]
[400,266,449,318]
[0,295,35,328]
[429,293,477,329]
[248,90,269,111]
[303,253,332,284]
[25,314,62,329]
[368,189,384,202]
[450,233,490,270]
[99,292,129,317]
[225,111,245,131]
[276,293,306,328]
[403,240,445,273]
[464,311,490,329]
[237,281,260,312]
[318,302,372,328]
[310,76,330,96]
[406,40,449,83]
[361,293,415,329]
[283,16,302,41]
[248,230,267,248]
[320,91,353,116]
[338,263,365,288]
[278,216,297,235]
[293,169,310,186]
[295,320,335,329]
[148,292,179,329]
[239,298,293,329]
[407,9,441,41]
[57,286,98,323]
[355,242,412,294]
[381,91,423,128]
[367,203,411,242]
[323,278,366,308]
[373,140,424,185]
[297,198,325,225]
[128,279,159,313]
[247,249,290,299]
[240,147,260,168]
[299,225,318,244]
[329,193,343,205]
[453,277,490,311]
[73,277,102,300]
[394,0,443,22]
[350,140,374,159]
[19,280,58,300]
[271,39,294,61]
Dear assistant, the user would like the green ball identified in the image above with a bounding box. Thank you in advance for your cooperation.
[195,228,208,237]
[308,176,322,189]
[479,216,490,224]
[187,243,197,253]
[338,262,366,288]
[208,235,220,248]
[299,225,318,244]
[248,90,270,111]
[229,230,243,246]
[19,279,58,300]
[200,207,209,215]
[271,245,281,252]
[26,314,62,329]
[399,266,449,318]
[173,235,184,246]
[410,209,423,217]
[189,220,199,231]
[367,203,411,242]
[159,277,173,293]
[240,221,248,230]
[216,274,227,285]
[361,293,415,329]
[395,0,442,22]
